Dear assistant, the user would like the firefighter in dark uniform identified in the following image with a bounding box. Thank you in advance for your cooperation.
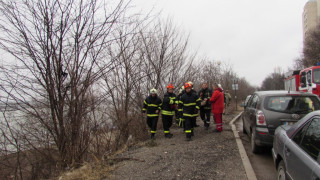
[178,83,201,141]
[187,81,200,127]
[142,88,162,139]
[161,84,177,138]
[198,82,213,130]
[176,85,185,127]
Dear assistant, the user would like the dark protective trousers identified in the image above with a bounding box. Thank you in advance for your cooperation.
[200,108,211,127]
[184,116,193,138]
[191,117,196,130]
[162,115,173,134]
[213,113,223,132]
[147,116,159,134]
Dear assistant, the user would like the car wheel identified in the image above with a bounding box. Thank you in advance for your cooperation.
[242,118,247,134]
[277,160,286,180]
[251,128,260,154]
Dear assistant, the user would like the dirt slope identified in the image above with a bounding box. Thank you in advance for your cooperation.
[109,113,247,180]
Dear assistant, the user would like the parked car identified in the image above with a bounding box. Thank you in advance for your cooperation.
[272,110,320,180]
[242,90,320,153]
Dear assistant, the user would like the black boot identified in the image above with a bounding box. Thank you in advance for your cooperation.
[186,133,191,141]
[191,129,194,136]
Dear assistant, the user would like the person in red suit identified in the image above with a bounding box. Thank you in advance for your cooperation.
[209,83,224,132]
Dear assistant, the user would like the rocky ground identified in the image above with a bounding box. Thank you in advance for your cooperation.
[108,112,247,180]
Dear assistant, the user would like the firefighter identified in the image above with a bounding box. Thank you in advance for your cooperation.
[142,88,162,139]
[209,83,224,132]
[187,81,200,127]
[198,82,213,130]
[178,83,201,141]
[161,84,177,138]
[176,86,185,127]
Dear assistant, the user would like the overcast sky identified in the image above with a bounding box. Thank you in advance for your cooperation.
[131,0,310,87]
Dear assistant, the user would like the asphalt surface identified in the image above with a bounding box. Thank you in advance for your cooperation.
[234,116,277,180]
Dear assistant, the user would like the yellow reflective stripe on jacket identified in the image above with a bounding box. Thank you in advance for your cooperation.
[179,100,183,104]
[183,113,193,117]
[184,103,196,106]
[144,100,148,105]
[164,131,170,133]
[185,130,192,133]
[148,104,159,107]
[178,109,183,112]
[150,130,157,133]
[147,114,159,117]
[196,98,201,102]
[183,113,198,117]
[142,108,147,111]
[196,106,200,110]
[162,110,175,116]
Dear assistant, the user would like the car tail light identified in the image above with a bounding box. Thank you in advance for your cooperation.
[256,110,266,126]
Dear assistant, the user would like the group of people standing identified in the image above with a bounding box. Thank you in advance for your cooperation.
[142,81,229,141]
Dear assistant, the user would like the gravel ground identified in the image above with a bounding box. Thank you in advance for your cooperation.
[109,112,247,180]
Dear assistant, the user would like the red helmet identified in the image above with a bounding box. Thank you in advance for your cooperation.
[184,83,192,89]
[167,84,174,89]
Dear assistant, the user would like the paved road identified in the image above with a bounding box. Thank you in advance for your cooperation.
[234,116,277,180]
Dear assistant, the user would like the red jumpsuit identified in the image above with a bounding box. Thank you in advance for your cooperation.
[209,88,224,132]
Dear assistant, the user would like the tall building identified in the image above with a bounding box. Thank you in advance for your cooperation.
[318,0,320,17]
[302,0,319,40]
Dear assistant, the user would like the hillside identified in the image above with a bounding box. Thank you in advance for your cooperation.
[107,112,247,180]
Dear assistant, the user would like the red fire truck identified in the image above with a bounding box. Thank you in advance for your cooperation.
[284,66,320,97]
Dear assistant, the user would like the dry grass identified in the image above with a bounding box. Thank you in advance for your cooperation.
[56,141,149,180]
[57,161,115,180]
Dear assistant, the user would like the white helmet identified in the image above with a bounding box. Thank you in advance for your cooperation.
[179,85,185,93]
[150,88,158,94]
[187,81,193,86]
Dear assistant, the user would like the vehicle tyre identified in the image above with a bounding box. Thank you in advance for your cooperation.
[242,118,247,134]
[277,160,286,180]
[251,128,260,154]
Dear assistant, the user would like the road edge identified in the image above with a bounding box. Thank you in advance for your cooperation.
[229,112,257,180]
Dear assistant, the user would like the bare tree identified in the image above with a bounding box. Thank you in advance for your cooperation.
[139,18,193,94]
[0,0,133,177]
[260,71,285,90]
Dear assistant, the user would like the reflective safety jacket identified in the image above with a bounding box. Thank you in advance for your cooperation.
[178,91,201,117]
[142,95,162,117]
[198,88,213,110]
[161,92,177,116]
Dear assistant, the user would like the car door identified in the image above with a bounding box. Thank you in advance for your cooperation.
[243,94,257,133]
[247,95,259,132]
[285,117,320,179]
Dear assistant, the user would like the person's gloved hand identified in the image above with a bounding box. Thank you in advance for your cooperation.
[169,99,174,104]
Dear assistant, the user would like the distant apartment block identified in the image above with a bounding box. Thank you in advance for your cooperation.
[302,0,320,40]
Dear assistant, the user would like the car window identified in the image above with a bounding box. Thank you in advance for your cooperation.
[244,95,251,106]
[264,96,320,114]
[249,95,259,108]
[293,121,311,145]
[313,68,320,84]
[293,118,320,162]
